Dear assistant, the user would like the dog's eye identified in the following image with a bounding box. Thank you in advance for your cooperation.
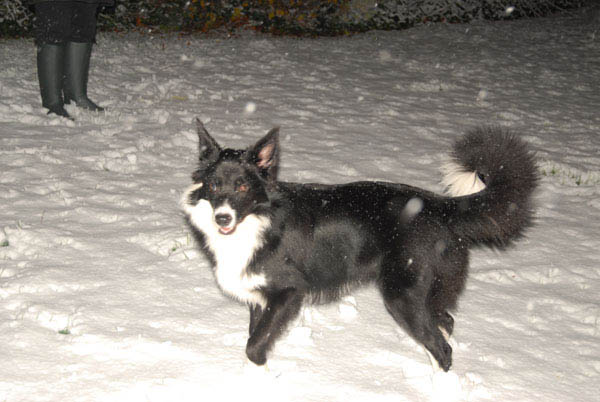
[237,183,249,193]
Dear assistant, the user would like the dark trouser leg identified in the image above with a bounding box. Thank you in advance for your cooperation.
[34,2,103,114]
[63,41,104,111]
[63,3,103,111]
[33,3,72,118]
[36,43,71,119]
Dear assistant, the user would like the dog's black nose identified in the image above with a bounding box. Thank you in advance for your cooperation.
[215,213,233,227]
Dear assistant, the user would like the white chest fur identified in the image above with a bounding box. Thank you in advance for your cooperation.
[182,193,270,307]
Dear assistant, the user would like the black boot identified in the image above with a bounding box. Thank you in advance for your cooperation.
[63,42,104,112]
[36,43,72,119]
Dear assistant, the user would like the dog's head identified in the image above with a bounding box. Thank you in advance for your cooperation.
[183,119,279,236]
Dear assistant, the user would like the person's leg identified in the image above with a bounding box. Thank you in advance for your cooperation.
[63,2,105,112]
[33,3,72,118]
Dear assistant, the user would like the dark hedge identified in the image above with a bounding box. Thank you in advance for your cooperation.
[0,0,588,37]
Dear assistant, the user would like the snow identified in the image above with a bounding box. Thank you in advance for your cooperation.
[1,5,599,402]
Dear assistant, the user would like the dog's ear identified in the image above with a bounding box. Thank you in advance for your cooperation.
[195,118,221,167]
[248,127,279,181]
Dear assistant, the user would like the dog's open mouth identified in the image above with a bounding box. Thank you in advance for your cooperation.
[218,225,236,235]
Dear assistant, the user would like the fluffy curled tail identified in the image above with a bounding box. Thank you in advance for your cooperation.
[442,126,539,249]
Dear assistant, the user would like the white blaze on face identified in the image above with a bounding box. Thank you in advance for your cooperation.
[214,203,237,235]
[181,183,270,307]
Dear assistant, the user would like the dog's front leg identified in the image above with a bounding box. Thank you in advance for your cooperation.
[245,288,303,365]
[248,303,263,336]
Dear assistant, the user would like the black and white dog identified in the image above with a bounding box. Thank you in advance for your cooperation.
[181,120,538,371]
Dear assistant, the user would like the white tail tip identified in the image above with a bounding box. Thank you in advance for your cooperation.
[441,160,486,197]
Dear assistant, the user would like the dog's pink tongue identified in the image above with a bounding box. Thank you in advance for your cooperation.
[219,226,234,235]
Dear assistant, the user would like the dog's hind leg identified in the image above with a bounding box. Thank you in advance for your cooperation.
[437,311,454,339]
[245,288,304,366]
[429,246,468,340]
[379,266,453,371]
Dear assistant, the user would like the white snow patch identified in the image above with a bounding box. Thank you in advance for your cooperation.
[1,6,600,401]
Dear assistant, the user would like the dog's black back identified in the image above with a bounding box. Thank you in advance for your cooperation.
[182,121,538,371]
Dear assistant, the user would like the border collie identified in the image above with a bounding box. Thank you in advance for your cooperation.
[181,120,538,371]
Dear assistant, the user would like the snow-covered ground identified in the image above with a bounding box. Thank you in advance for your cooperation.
[1,5,599,401]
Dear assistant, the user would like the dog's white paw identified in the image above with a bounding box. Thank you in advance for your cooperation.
[338,296,358,321]
[432,370,462,402]
[287,326,314,346]
[244,359,271,377]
